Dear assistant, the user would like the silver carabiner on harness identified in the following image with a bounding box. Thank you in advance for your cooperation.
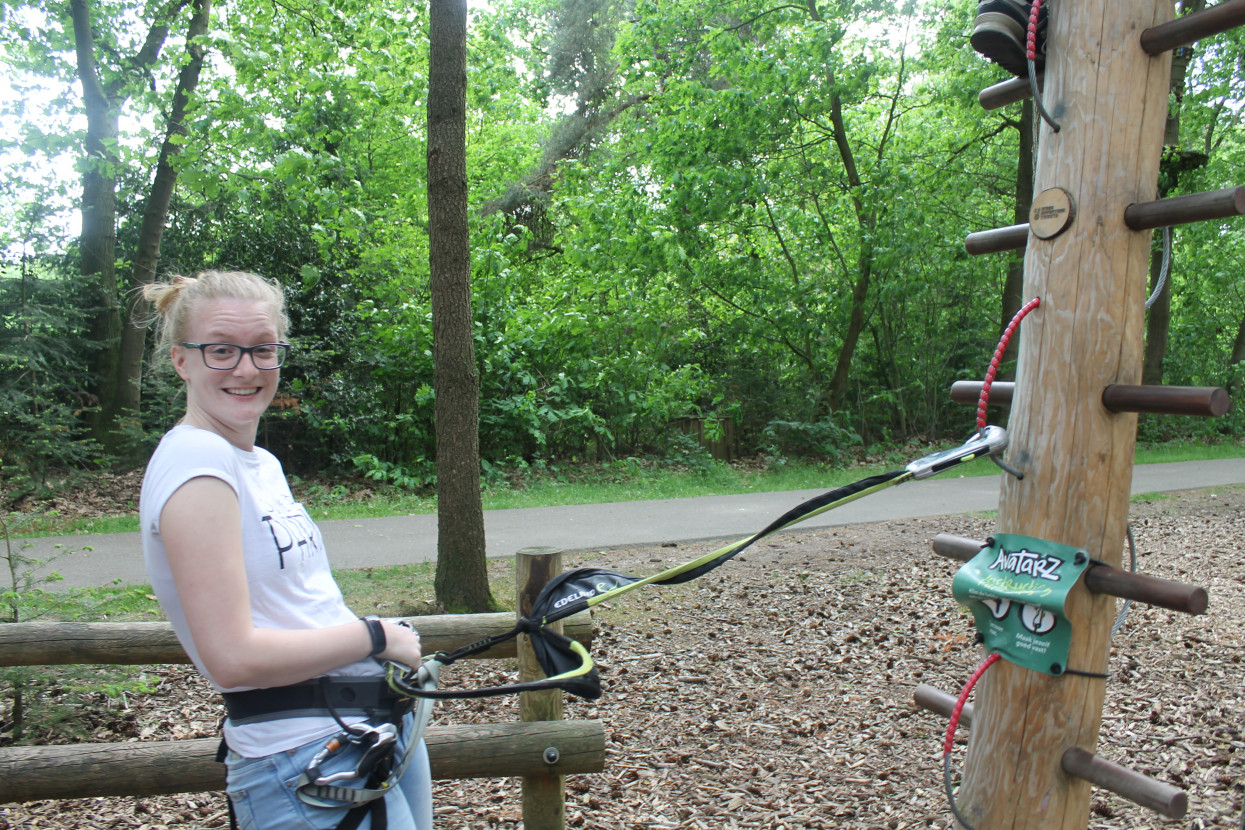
[311,722,399,785]
[294,660,440,816]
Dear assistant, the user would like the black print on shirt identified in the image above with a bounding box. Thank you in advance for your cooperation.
[260,509,320,569]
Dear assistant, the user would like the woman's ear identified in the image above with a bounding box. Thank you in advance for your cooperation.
[172,345,191,382]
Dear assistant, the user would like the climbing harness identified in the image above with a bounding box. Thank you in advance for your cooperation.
[217,652,440,830]
[292,662,438,830]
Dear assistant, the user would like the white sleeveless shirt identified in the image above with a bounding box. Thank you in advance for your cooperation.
[140,425,380,757]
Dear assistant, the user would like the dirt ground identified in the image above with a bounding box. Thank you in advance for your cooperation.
[1,485,1242,829]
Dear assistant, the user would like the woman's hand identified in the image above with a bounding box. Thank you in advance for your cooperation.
[377,619,423,668]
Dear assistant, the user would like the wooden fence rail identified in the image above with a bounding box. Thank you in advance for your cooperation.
[0,611,593,668]
[0,553,605,830]
[0,720,605,802]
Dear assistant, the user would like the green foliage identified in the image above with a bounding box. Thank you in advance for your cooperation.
[0,263,101,499]
[351,453,434,491]
[1,0,1241,482]
[761,414,864,462]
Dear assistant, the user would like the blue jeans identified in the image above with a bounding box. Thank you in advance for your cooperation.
[225,712,432,830]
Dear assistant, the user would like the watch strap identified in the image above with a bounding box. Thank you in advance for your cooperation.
[363,616,386,657]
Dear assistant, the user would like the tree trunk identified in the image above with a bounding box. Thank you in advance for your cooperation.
[825,85,873,412]
[827,250,872,412]
[1229,310,1245,398]
[109,0,213,456]
[69,0,186,454]
[71,0,122,446]
[428,0,492,613]
[1233,315,1245,366]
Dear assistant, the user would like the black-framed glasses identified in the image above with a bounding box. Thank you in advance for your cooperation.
[181,342,291,370]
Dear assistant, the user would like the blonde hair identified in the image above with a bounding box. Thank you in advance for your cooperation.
[142,270,289,351]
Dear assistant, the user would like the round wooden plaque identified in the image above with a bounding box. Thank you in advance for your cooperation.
[1029,187,1075,239]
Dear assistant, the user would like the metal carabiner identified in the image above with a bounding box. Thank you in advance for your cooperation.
[313,722,399,785]
[308,730,352,773]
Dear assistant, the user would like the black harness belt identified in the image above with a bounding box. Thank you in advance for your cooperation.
[223,677,411,725]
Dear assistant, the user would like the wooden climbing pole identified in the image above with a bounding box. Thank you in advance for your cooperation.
[960,1,1175,826]
[914,0,1245,828]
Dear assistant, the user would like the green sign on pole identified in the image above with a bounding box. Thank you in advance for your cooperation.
[952,533,1091,676]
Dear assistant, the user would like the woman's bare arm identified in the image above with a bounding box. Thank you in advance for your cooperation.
[160,476,422,689]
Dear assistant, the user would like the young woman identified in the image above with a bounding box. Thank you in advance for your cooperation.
[140,270,432,829]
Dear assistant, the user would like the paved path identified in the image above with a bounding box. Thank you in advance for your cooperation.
[24,458,1245,589]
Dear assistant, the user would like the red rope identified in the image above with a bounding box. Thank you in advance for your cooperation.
[1026,0,1042,62]
[943,651,1002,756]
[976,297,1041,432]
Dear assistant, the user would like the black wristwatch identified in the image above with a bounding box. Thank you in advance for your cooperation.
[363,616,386,657]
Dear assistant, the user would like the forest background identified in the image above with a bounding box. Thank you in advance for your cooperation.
[2,0,1243,520]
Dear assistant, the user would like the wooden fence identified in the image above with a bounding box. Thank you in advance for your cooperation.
[0,549,604,829]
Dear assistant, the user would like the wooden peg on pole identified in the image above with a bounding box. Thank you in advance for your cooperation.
[1061,748,1188,820]
[914,683,1190,822]
[950,380,1232,417]
[965,223,1029,255]
[955,1,1176,827]
[1101,384,1231,416]
[1124,186,1245,230]
[1140,0,1245,54]
[980,74,1042,111]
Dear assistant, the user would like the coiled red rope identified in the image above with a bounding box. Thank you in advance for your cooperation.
[1026,0,1043,63]
[1024,0,1059,131]
[943,651,1002,756]
[943,651,1004,830]
[947,291,1040,824]
[976,296,1041,432]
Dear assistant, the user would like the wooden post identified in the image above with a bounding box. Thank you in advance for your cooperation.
[516,547,566,830]
[957,1,1175,828]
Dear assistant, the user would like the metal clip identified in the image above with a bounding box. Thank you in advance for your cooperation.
[905,425,1008,480]
[312,723,399,785]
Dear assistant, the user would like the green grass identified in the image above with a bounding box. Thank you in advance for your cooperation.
[3,581,167,623]
[1134,439,1245,464]
[11,437,1244,538]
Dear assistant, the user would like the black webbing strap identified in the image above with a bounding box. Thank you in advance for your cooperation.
[223,677,410,725]
[339,798,384,830]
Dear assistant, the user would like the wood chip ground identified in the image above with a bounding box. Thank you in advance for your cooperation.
[2,486,1242,829]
